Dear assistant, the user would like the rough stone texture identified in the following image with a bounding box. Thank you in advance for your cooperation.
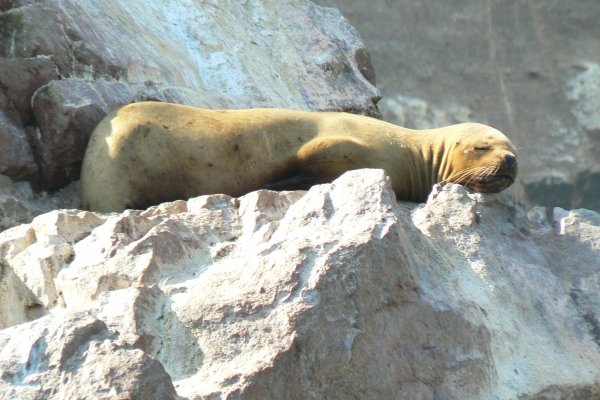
[0,91,38,182]
[380,92,472,131]
[0,56,59,126]
[313,0,600,212]
[31,80,136,189]
[0,311,178,400]
[0,0,380,192]
[0,175,81,232]
[1,169,599,398]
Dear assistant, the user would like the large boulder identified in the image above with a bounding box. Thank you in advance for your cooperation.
[314,0,600,213]
[1,169,599,398]
[0,0,380,231]
[0,91,38,183]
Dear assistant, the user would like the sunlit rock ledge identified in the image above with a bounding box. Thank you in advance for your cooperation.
[1,169,599,399]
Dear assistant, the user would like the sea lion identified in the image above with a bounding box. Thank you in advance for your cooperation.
[80,101,518,212]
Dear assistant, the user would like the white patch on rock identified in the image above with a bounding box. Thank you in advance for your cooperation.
[568,63,600,133]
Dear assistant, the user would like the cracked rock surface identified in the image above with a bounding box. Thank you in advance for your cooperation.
[1,169,599,399]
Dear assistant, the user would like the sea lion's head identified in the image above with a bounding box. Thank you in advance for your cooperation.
[442,123,518,193]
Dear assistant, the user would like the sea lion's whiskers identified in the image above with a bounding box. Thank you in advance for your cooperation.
[465,168,486,186]
[449,162,502,187]
[477,165,499,181]
[473,163,501,185]
[442,163,498,185]
[490,164,501,176]
[440,165,489,185]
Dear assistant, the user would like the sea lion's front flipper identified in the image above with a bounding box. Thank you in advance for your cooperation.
[260,169,319,191]
[261,137,370,192]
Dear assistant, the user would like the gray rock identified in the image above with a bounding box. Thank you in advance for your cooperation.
[381,93,472,130]
[0,91,38,182]
[0,57,59,126]
[0,310,178,399]
[1,169,599,398]
[0,174,81,232]
[31,80,136,190]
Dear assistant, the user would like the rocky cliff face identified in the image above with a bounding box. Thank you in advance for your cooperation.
[0,0,380,231]
[1,169,599,399]
[314,0,600,213]
[2,1,599,398]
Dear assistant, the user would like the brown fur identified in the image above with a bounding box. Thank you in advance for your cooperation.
[81,102,518,212]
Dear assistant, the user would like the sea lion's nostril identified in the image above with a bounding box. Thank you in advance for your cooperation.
[505,154,517,168]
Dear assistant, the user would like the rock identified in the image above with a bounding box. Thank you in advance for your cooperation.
[0,57,59,125]
[526,206,553,234]
[0,91,38,182]
[0,310,178,399]
[0,0,380,192]
[568,63,600,135]
[31,80,136,190]
[1,168,599,398]
[0,223,39,329]
[0,174,81,232]
[312,0,600,213]
[0,197,32,232]
[9,210,107,309]
[535,208,600,342]
[381,93,472,130]
[0,208,106,326]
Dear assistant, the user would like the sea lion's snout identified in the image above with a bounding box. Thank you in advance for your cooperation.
[470,151,518,193]
[504,153,517,169]
[499,152,518,181]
